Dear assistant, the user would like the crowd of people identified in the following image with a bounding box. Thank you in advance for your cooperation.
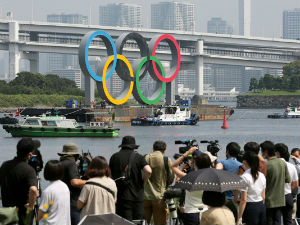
[0,136,300,225]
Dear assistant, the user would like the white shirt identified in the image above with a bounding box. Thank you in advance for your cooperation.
[240,169,266,202]
[281,159,298,195]
[184,190,206,213]
[39,180,71,225]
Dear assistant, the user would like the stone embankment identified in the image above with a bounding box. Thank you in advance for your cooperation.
[237,95,300,108]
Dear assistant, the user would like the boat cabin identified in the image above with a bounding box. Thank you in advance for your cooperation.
[22,116,79,128]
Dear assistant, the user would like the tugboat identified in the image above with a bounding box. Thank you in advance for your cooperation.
[268,106,300,119]
[2,116,119,137]
[131,105,199,126]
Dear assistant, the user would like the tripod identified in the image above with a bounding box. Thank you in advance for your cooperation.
[33,173,42,225]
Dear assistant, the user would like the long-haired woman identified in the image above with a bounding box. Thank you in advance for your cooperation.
[237,151,266,225]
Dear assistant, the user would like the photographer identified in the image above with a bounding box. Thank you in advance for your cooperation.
[0,138,38,225]
[58,143,86,225]
[171,147,212,225]
[144,141,175,225]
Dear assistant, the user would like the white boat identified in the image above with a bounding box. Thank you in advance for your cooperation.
[268,106,300,119]
[131,106,199,126]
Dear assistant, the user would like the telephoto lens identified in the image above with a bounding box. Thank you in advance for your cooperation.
[167,199,178,220]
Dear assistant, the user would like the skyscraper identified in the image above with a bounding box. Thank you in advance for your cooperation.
[283,8,300,40]
[207,17,233,34]
[239,0,251,36]
[47,13,88,72]
[151,2,195,32]
[99,3,142,28]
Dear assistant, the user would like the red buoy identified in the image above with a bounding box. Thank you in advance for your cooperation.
[221,108,229,129]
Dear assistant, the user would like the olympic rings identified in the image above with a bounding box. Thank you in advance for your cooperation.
[78,30,181,105]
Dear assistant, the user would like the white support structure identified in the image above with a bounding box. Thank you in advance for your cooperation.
[84,75,95,107]
[8,21,20,80]
[195,39,204,95]
[29,53,39,73]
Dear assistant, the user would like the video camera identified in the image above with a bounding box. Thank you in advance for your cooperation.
[175,139,198,154]
[200,140,220,156]
[28,150,43,174]
[78,151,93,179]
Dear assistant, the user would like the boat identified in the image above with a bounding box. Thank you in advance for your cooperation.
[131,105,199,126]
[2,116,119,137]
[268,106,300,119]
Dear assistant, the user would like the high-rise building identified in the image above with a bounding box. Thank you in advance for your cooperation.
[239,0,251,36]
[283,8,300,40]
[207,18,233,34]
[99,3,142,28]
[47,13,88,72]
[151,2,195,32]
[51,68,82,89]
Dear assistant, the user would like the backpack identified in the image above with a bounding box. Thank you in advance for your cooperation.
[115,152,136,187]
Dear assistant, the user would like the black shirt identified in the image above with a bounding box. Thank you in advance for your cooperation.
[0,157,38,209]
[109,149,148,201]
[60,159,81,209]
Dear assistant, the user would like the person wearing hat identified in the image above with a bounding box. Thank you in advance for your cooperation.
[58,143,86,225]
[109,136,152,222]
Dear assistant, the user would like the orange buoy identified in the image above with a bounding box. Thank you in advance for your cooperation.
[221,108,229,129]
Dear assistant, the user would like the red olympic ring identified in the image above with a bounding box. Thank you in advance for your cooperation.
[151,34,181,83]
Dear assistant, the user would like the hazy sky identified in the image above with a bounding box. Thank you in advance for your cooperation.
[0,0,299,38]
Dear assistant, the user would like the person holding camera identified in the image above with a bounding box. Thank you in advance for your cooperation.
[58,143,87,225]
[144,141,175,225]
[0,138,38,225]
[109,136,152,222]
[171,147,212,225]
[216,142,242,222]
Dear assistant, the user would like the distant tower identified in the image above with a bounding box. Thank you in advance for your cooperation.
[283,8,300,40]
[239,0,251,36]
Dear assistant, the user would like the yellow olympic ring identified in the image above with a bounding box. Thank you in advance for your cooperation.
[102,54,134,105]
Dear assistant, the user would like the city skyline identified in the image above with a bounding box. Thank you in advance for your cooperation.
[0,0,299,38]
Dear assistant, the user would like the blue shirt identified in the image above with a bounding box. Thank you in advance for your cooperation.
[220,157,242,199]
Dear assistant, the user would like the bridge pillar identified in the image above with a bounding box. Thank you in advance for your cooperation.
[192,39,207,105]
[166,82,175,105]
[84,75,95,107]
[29,53,39,74]
[8,22,20,80]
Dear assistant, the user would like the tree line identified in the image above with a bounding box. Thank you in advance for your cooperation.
[0,72,84,96]
[249,60,300,92]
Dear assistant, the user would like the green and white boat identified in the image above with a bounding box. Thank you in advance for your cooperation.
[2,116,119,137]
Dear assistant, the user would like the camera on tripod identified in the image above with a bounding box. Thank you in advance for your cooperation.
[164,187,184,221]
[200,140,220,156]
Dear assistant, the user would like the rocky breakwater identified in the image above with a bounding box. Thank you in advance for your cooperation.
[237,95,300,108]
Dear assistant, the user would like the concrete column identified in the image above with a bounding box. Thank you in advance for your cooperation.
[8,22,20,80]
[84,75,95,107]
[8,44,20,80]
[29,53,39,73]
[166,82,175,105]
[195,39,204,95]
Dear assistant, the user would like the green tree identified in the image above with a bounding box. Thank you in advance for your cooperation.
[249,77,258,92]
[289,75,300,90]
[258,77,265,90]
[283,60,300,77]
[263,74,275,90]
